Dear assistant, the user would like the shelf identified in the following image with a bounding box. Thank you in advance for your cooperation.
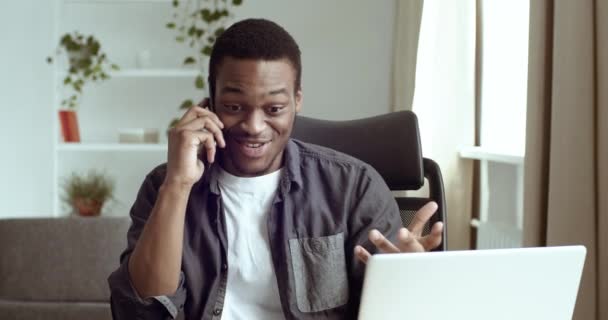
[65,0,173,3]
[58,143,167,152]
[58,69,199,79]
[459,146,524,165]
[111,69,199,78]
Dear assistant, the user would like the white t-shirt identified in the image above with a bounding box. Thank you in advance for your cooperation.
[217,167,284,320]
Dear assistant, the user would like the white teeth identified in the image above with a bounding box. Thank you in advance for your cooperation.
[246,143,263,148]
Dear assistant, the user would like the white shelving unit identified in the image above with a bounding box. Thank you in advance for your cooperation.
[66,0,172,3]
[51,0,196,216]
[59,69,198,79]
[58,143,168,152]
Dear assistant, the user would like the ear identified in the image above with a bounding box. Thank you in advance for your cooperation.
[294,89,303,113]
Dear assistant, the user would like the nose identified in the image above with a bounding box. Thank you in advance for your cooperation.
[241,110,267,136]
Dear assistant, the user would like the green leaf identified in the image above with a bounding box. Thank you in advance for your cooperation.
[46,57,53,64]
[166,22,176,29]
[180,99,194,110]
[183,57,196,65]
[169,118,180,129]
[176,36,185,43]
[207,36,215,43]
[64,77,72,85]
[202,45,212,56]
[188,25,196,36]
[172,0,179,7]
[211,10,221,21]
[200,8,211,21]
[195,75,205,89]
[111,64,120,70]
[214,27,225,37]
[232,0,242,5]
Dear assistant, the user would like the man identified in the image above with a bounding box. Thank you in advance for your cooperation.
[108,18,443,320]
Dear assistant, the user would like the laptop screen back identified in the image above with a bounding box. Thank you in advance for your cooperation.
[358,246,586,320]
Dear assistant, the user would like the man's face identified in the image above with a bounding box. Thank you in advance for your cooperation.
[213,57,303,177]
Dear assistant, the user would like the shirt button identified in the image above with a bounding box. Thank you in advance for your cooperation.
[213,308,222,316]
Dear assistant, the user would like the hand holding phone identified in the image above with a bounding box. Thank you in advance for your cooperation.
[164,98,226,188]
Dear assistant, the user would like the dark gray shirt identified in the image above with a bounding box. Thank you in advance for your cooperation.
[108,139,402,320]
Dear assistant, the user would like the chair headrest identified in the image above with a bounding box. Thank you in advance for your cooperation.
[292,111,424,190]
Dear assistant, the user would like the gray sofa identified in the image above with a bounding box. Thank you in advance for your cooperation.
[0,217,130,320]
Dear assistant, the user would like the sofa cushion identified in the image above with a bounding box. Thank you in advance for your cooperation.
[0,300,111,320]
[0,217,130,302]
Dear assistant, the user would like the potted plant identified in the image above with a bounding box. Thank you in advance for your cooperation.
[62,170,115,217]
[47,32,119,142]
[166,0,243,128]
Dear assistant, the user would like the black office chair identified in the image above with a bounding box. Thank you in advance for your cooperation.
[292,111,447,251]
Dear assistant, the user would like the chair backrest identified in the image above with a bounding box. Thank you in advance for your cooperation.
[292,111,446,251]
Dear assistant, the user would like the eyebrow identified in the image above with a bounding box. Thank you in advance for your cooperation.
[219,86,289,97]
[219,86,243,94]
[268,88,289,96]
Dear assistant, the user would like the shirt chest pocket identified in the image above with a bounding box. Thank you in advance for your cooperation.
[288,232,349,313]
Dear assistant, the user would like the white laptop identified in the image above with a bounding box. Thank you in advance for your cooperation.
[358,246,586,320]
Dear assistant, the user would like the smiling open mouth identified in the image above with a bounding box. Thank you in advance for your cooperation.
[233,139,271,157]
[242,142,267,148]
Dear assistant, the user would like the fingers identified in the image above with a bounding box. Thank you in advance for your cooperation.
[179,103,223,129]
[368,229,400,253]
[178,117,226,148]
[356,222,443,265]
[396,227,425,253]
[171,128,217,163]
[195,130,217,163]
[418,222,444,251]
[408,201,438,236]
[354,245,372,264]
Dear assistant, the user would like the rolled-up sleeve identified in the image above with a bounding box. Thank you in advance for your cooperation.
[108,258,187,319]
[107,167,188,319]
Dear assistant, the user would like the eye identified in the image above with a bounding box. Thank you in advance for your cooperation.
[223,104,242,113]
[267,105,285,114]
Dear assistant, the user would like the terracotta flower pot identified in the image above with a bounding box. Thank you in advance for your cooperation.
[73,198,103,217]
[58,110,81,142]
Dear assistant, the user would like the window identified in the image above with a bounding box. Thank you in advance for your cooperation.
[479,0,530,155]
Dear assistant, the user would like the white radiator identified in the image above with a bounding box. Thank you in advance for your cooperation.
[471,219,523,249]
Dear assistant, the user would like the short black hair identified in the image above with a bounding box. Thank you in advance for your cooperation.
[208,18,302,101]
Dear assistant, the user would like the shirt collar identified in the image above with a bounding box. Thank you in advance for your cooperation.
[195,139,303,195]
[281,139,303,193]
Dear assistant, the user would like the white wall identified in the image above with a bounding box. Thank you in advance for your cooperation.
[0,0,396,217]
[0,1,55,218]
[235,1,396,120]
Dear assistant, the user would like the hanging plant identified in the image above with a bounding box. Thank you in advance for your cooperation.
[166,0,243,127]
[47,32,119,109]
